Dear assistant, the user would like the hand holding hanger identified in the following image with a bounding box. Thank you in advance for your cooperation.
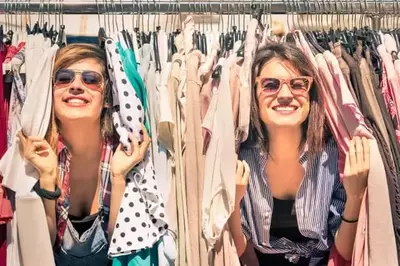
[111,124,151,181]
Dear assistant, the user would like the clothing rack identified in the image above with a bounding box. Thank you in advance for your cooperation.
[0,0,398,15]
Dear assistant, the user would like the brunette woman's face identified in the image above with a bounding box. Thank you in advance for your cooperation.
[256,59,311,129]
[53,58,105,125]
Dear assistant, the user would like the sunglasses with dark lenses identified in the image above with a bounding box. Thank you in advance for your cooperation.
[54,69,104,91]
[257,76,313,95]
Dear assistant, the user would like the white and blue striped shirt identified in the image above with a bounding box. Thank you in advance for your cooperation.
[239,138,346,265]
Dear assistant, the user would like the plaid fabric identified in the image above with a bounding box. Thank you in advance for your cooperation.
[55,138,114,248]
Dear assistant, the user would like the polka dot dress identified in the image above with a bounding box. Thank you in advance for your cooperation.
[105,37,169,258]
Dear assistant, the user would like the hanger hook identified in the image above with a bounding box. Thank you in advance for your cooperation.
[120,0,125,30]
[152,0,156,31]
[283,0,289,31]
[302,0,308,31]
[95,0,101,28]
[105,0,111,34]
[110,0,115,33]
[61,0,64,27]
[47,0,50,26]
[146,0,149,33]
[12,0,16,33]
[217,0,221,33]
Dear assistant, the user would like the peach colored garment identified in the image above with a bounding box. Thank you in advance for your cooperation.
[200,46,218,144]
[169,49,189,266]
[185,49,209,266]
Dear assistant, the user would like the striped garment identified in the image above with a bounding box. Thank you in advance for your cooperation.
[239,137,346,265]
[55,137,114,248]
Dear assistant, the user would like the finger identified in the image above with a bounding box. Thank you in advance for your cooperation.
[362,137,370,173]
[355,136,363,173]
[236,160,244,181]
[17,130,27,145]
[27,136,43,142]
[30,141,50,153]
[242,160,250,184]
[344,151,351,177]
[35,148,50,156]
[349,138,357,173]
[128,133,139,156]
[24,141,49,159]
[140,124,151,143]
[139,124,151,153]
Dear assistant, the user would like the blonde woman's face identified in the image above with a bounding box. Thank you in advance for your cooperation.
[53,58,105,125]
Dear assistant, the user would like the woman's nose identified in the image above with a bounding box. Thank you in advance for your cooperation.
[276,83,294,104]
[68,74,85,94]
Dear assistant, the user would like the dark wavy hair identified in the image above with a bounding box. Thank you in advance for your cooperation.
[243,43,327,156]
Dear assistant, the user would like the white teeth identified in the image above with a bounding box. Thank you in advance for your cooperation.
[274,106,296,111]
[67,99,86,104]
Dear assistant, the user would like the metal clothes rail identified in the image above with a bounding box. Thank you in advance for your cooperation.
[0,0,398,15]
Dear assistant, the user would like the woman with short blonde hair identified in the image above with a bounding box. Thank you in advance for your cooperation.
[18,43,150,265]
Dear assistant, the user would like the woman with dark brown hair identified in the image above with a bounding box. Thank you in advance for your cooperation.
[16,44,151,265]
[229,43,370,265]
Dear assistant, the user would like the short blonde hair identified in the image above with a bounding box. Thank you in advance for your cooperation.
[46,44,114,151]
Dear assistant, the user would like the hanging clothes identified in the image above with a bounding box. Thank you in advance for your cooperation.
[7,47,26,148]
[201,55,240,266]
[144,35,169,202]
[202,40,242,250]
[0,41,8,266]
[116,34,150,134]
[237,19,259,144]
[166,49,187,266]
[4,45,26,266]
[290,30,397,266]
[105,37,168,261]
[352,43,400,255]
[185,46,208,266]
[331,43,359,107]
[0,35,58,266]
[377,44,400,141]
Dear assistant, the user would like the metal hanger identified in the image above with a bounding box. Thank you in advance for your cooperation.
[111,0,118,35]
[120,0,134,49]
[152,0,161,71]
[96,0,107,48]
[56,0,65,47]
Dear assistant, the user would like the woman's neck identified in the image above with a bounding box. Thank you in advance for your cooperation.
[267,126,303,162]
[59,121,103,160]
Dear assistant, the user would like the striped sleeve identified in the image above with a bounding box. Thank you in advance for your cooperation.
[240,202,252,240]
[328,175,346,239]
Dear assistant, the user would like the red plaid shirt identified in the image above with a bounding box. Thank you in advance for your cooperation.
[55,137,114,248]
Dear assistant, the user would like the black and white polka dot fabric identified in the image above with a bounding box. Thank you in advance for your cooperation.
[105,37,169,257]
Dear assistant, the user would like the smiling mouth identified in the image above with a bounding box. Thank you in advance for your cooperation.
[272,106,298,112]
[64,98,89,106]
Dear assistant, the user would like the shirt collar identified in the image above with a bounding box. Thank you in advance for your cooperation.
[257,143,309,169]
[57,136,67,156]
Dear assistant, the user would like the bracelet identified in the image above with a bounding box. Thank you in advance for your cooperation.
[33,181,61,200]
[341,215,358,223]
